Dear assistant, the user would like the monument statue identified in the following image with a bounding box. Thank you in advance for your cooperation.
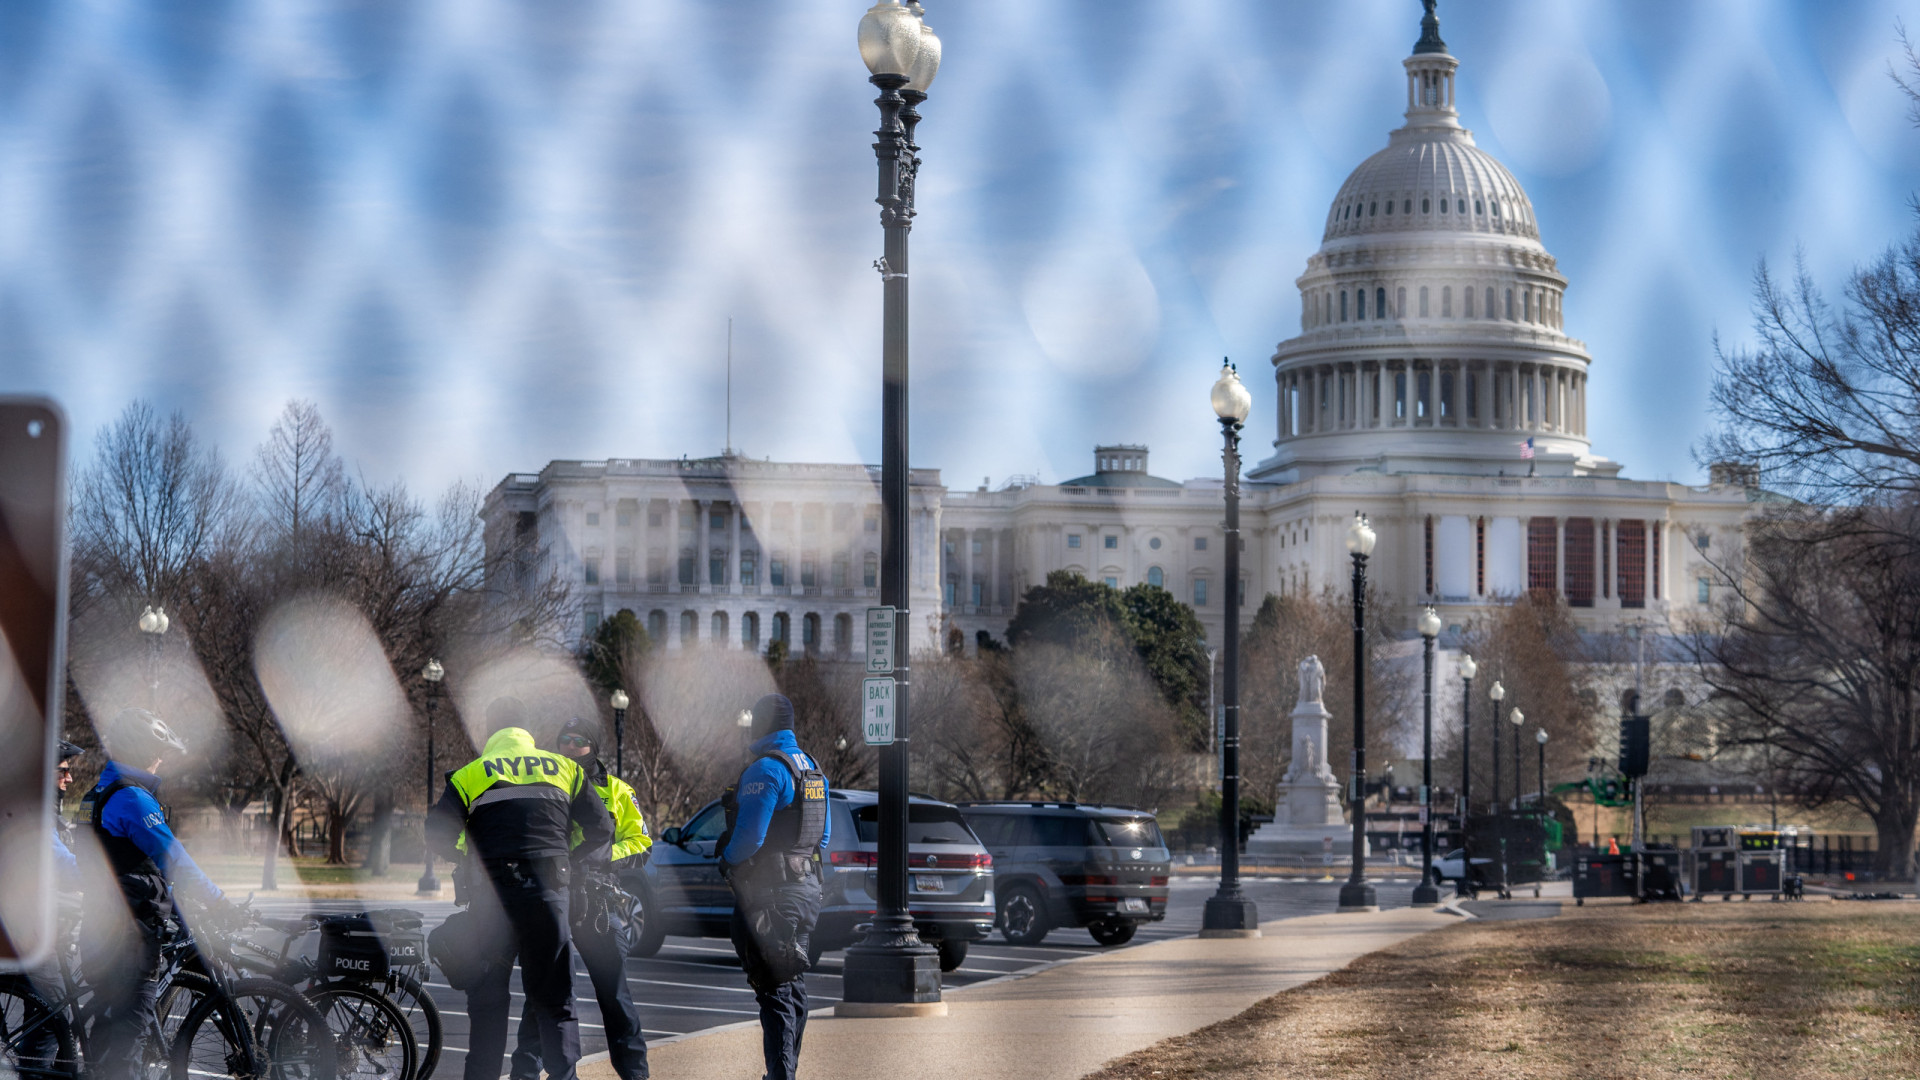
[1297,655,1325,707]
[1246,652,1367,862]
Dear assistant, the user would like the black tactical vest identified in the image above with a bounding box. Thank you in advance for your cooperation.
[723,747,827,882]
[89,778,170,917]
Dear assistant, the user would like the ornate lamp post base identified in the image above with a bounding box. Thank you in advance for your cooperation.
[1200,893,1262,937]
[416,865,440,895]
[837,930,944,1017]
[1410,882,1441,906]
[1337,880,1380,913]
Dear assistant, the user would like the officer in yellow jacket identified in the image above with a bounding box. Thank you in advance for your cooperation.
[428,700,613,1080]
[508,718,652,1080]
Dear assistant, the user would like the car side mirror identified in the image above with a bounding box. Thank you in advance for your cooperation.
[660,826,683,847]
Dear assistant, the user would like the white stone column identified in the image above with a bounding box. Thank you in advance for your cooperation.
[668,501,682,593]
[1554,517,1566,597]
[727,503,741,596]
[988,529,1001,613]
[697,499,712,594]
[963,529,976,613]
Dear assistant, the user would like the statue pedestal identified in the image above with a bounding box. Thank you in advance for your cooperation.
[1246,696,1369,860]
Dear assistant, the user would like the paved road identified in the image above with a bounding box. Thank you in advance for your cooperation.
[258,876,1419,1078]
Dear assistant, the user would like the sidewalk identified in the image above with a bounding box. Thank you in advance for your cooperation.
[586,906,1455,1080]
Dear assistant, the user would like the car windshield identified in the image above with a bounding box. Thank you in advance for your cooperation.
[1091,817,1165,848]
[852,804,980,845]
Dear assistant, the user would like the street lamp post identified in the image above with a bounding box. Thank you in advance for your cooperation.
[610,689,630,780]
[1505,706,1523,899]
[417,658,444,895]
[1536,728,1549,806]
[1202,363,1259,938]
[843,0,945,1014]
[1488,679,1506,898]
[1412,607,1442,907]
[138,605,170,711]
[1457,654,1476,897]
[1338,512,1378,913]
[1510,707,1524,810]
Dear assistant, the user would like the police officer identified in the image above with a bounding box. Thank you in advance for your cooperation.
[19,741,86,1073]
[719,694,829,1080]
[508,717,652,1080]
[427,699,614,1080]
[84,708,231,1080]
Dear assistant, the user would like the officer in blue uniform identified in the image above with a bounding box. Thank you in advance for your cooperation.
[719,694,829,1080]
[84,708,229,1080]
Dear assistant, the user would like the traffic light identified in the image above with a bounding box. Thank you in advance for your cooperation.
[1619,714,1650,779]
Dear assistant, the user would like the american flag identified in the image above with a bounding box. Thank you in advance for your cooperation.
[1518,437,1535,460]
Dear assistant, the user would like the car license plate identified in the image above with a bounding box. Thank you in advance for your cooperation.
[914,874,943,893]
[1121,898,1148,913]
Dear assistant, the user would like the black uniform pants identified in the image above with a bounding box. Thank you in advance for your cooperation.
[465,858,579,1080]
[729,873,822,1080]
[510,919,649,1080]
[81,908,165,1080]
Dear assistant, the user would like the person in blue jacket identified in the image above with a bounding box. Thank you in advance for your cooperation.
[719,694,830,1080]
[84,708,231,1080]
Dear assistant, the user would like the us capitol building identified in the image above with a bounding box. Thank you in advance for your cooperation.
[483,8,1756,660]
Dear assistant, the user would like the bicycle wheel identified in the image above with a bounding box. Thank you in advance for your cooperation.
[219,978,338,1080]
[168,983,263,1080]
[0,976,79,1080]
[374,971,441,1080]
[303,983,415,1080]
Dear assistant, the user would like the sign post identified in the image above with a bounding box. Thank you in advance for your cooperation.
[862,676,895,747]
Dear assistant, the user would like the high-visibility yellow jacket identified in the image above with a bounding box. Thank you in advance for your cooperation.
[427,727,613,866]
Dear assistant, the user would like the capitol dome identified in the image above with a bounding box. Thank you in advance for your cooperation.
[1253,1,1612,484]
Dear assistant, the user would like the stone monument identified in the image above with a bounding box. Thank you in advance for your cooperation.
[1246,655,1369,860]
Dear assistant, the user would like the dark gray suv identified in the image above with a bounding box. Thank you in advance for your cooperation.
[956,802,1170,946]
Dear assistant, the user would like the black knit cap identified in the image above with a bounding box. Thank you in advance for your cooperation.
[749,694,795,739]
[553,716,601,755]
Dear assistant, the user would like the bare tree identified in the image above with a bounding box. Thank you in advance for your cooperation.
[1456,593,1600,811]
[1686,505,1920,878]
[71,400,244,612]
[253,399,345,543]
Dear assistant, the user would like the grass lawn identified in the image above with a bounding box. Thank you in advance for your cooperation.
[1088,901,1920,1079]
[194,855,432,889]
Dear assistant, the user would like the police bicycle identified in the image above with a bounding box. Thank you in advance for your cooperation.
[202,908,430,1080]
[0,899,332,1080]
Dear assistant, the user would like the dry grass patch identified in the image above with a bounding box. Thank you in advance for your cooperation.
[1086,901,1920,1079]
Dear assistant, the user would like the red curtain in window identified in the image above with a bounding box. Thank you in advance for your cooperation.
[1618,519,1646,608]
[1564,517,1595,607]
[1527,517,1558,595]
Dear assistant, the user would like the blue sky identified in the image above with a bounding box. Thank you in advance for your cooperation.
[1,0,1917,494]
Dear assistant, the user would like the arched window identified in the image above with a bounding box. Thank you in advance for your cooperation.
[1422,197,1431,213]
[742,612,759,646]
[834,614,853,655]
[803,613,820,654]
[1419,286,1430,317]
[1385,199,1394,215]
[1457,198,1466,214]
[1403,199,1412,214]
[1342,204,1349,220]
[1340,291,1348,322]
[648,610,667,641]
[863,552,879,588]
[1325,292,1333,324]
[1485,287,1496,319]
[1375,287,1387,317]
[1464,286,1475,318]
[1357,289,1366,320]
[773,611,790,644]
[1524,291,1532,322]
[1475,198,1484,214]
[711,610,728,643]
[680,610,697,643]
[1505,288,1515,320]
[1369,201,1377,216]
[1439,196,1448,214]
[1442,286,1452,317]
[1397,286,1407,317]
[1491,199,1501,217]
[1147,566,1164,588]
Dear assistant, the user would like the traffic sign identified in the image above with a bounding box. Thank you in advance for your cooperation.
[862,676,895,745]
[865,607,895,674]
